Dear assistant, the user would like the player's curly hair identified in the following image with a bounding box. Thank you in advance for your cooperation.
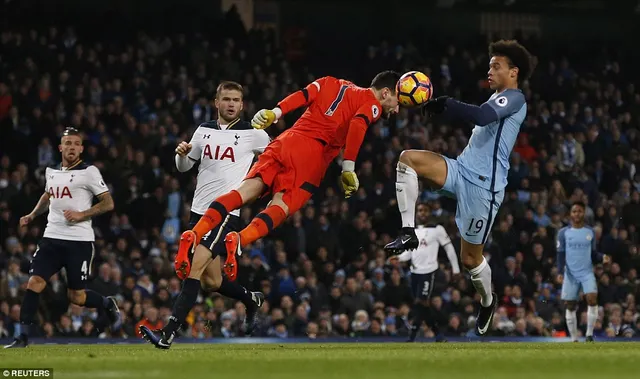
[489,40,535,85]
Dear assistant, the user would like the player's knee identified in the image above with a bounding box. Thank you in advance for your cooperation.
[565,302,577,311]
[399,150,416,167]
[461,252,482,270]
[586,294,598,306]
[27,276,47,292]
[67,289,86,304]
[270,193,290,216]
[201,274,222,291]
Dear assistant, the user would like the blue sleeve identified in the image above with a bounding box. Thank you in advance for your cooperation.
[444,99,499,126]
[556,228,566,272]
[590,229,604,264]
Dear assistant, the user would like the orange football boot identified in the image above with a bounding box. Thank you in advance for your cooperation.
[174,230,198,280]
[223,231,242,281]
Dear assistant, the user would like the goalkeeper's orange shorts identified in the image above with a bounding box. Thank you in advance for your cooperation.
[246,130,330,214]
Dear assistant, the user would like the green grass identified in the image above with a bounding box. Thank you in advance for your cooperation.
[1,343,640,379]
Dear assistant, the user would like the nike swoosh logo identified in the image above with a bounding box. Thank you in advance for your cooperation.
[401,237,411,244]
[157,340,170,347]
[477,307,496,335]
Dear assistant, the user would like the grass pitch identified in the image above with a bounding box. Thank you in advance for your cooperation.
[1,342,640,379]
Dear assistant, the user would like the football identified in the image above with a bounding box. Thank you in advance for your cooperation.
[396,71,433,107]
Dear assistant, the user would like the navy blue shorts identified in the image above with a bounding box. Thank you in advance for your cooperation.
[410,272,436,301]
[189,211,242,258]
[30,238,95,290]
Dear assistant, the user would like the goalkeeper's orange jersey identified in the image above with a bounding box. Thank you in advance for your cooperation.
[276,76,382,161]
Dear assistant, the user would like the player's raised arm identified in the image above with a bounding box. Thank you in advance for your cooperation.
[251,78,327,130]
[175,127,204,172]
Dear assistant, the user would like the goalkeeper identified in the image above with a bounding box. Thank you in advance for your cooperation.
[176,71,401,283]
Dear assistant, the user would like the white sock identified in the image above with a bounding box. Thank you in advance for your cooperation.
[565,309,578,341]
[396,162,419,228]
[468,258,493,307]
[586,306,598,337]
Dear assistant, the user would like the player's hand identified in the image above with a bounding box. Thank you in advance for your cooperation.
[19,214,34,227]
[387,256,399,265]
[63,210,87,223]
[340,171,359,198]
[251,109,278,130]
[175,141,192,157]
[421,96,450,116]
[603,254,612,264]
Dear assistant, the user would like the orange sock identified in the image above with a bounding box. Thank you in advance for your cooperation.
[192,190,243,239]
[239,205,287,246]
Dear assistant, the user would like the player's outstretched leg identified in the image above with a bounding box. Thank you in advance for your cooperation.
[385,150,447,253]
[200,256,265,335]
[176,179,265,279]
[385,161,420,252]
[224,194,289,281]
[3,277,44,348]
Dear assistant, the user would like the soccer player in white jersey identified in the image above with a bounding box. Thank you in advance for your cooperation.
[388,203,460,342]
[386,40,534,335]
[140,82,269,349]
[5,128,120,348]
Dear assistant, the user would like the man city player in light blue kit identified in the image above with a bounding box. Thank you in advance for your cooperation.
[557,202,611,342]
[385,40,534,336]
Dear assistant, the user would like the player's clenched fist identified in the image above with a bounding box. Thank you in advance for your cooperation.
[19,214,34,227]
[175,141,192,156]
[340,160,359,198]
[251,108,282,130]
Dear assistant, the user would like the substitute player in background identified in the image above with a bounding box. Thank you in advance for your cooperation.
[5,128,120,348]
[388,203,460,342]
[385,40,534,336]
[557,202,611,342]
[178,71,400,279]
[140,82,268,349]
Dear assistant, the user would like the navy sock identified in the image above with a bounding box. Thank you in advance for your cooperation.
[84,290,107,311]
[165,278,200,334]
[217,277,253,307]
[19,289,40,338]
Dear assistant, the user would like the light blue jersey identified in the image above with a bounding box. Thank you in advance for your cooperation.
[440,89,526,245]
[557,226,602,299]
[457,89,527,192]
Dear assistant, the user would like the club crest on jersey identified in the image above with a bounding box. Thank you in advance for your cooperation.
[70,174,75,182]
[234,134,240,145]
[203,144,235,162]
[586,234,592,241]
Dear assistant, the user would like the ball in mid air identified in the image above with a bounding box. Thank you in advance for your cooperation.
[396,71,433,107]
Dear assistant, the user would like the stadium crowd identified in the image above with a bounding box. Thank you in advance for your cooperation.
[1,9,640,341]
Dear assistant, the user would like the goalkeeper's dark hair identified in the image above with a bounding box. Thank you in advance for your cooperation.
[489,40,535,85]
[371,71,401,94]
[216,81,244,99]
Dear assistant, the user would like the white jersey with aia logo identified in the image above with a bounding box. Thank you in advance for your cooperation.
[397,225,460,274]
[44,162,108,241]
[186,120,270,216]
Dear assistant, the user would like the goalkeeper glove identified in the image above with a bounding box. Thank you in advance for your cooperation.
[251,108,282,130]
[421,96,450,116]
[340,160,359,198]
